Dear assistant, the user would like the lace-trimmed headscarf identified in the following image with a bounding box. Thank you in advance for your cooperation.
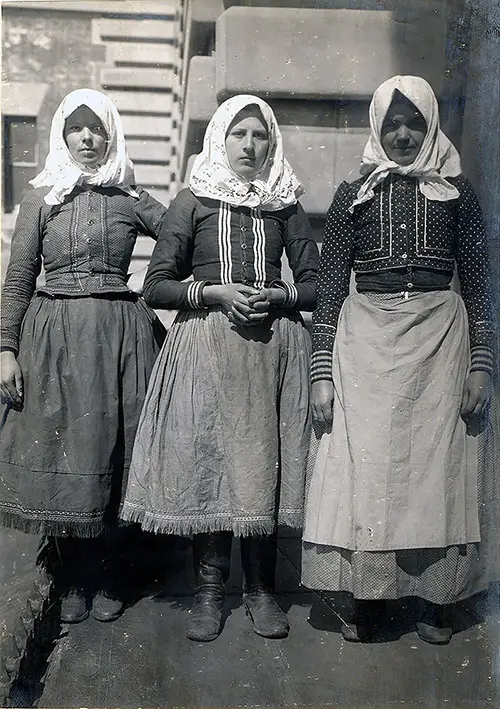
[189,94,304,212]
[30,88,138,205]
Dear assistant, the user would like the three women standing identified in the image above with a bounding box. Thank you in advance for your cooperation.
[0,90,166,623]
[120,95,319,641]
[302,76,494,644]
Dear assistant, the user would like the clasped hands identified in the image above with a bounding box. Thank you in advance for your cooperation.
[202,283,286,327]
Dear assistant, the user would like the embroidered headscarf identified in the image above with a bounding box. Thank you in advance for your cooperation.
[350,75,461,212]
[30,88,138,205]
[189,94,303,211]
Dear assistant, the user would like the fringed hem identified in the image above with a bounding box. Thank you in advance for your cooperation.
[120,504,304,537]
[0,509,109,538]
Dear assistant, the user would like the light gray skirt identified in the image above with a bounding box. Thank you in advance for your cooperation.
[121,307,311,537]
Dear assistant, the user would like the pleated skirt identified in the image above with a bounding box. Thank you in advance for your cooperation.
[120,307,312,537]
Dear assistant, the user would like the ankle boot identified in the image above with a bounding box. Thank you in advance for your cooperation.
[416,600,452,645]
[340,600,375,642]
[241,534,289,639]
[186,532,232,642]
[54,537,92,624]
[91,531,125,622]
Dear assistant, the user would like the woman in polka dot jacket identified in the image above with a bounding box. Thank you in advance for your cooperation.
[302,76,495,645]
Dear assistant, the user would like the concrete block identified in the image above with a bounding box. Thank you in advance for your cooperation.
[146,188,171,208]
[92,18,176,43]
[281,126,369,216]
[181,0,223,84]
[179,55,217,181]
[128,139,172,163]
[100,67,175,90]
[121,115,173,138]
[183,56,217,123]
[134,164,171,187]
[104,42,177,67]
[216,6,447,100]
[108,91,174,116]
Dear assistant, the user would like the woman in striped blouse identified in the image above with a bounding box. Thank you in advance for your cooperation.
[120,95,319,642]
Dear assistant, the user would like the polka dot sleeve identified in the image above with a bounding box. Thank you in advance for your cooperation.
[311,181,356,383]
[454,176,495,375]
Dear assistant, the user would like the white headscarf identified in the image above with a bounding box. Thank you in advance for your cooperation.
[189,94,303,211]
[30,88,138,205]
[350,75,462,212]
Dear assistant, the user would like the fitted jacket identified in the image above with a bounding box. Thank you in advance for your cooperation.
[0,185,167,353]
[143,188,319,313]
[311,173,494,382]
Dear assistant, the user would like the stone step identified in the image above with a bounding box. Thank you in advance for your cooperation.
[134,164,171,187]
[104,41,177,68]
[122,114,173,138]
[108,90,174,116]
[100,67,176,90]
[92,18,176,43]
[127,139,172,163]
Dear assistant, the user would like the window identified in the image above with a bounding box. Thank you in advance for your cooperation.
[3,116,38,213]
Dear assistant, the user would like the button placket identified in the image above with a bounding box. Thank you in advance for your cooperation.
[239,213,249,283]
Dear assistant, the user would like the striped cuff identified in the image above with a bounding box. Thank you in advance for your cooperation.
[470,345,494,375]
[187,281,210,310]
[311,350,334,383]
[270,280,298,308]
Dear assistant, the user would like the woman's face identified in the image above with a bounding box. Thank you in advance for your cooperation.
[225,111,269,180]
[63,105,108,167]
[381,98,427,166]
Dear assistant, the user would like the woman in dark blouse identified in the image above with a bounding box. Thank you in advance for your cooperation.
[302,76,495,645]
[121,95,319,642]
[0,89,166,624]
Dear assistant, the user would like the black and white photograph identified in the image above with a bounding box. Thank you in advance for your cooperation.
[0,0,499,706]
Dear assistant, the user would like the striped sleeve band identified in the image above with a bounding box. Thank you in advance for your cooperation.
[311,350,334,383]
[469,345,494,375]
[187,281,211,310]
[270,280,298,308]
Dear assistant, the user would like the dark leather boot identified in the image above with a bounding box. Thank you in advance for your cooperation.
[340,600,376,642]
[54,537,92,624]
[241,534,289,639]
[91,530,125,622]
[186,532,232,642]
[416,600,452,644]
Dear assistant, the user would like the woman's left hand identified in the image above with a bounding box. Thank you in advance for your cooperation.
[461,371,491,420]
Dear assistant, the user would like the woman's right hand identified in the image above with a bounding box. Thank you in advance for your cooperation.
[311,380,334,425]
[0,352,24,408]
[202,284,269,327]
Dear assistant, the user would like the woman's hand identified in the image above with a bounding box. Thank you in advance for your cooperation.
[461,371,491,420]
[248,288,287,313]
[203,284,268,327]
[127,266,148,295]
[0,352,24,408]
[311,379,334,426]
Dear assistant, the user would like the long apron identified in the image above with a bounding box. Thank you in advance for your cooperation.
[304,290,479,551]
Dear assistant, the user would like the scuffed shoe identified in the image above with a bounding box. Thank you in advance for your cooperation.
[61,590,89,624]
[92,592,124,622]
[243,590,289,639]
[186,587,225,642]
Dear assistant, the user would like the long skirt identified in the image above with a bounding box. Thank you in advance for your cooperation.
[0,293,165,538]
[302,291,498,604]
[120,307,311,537]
